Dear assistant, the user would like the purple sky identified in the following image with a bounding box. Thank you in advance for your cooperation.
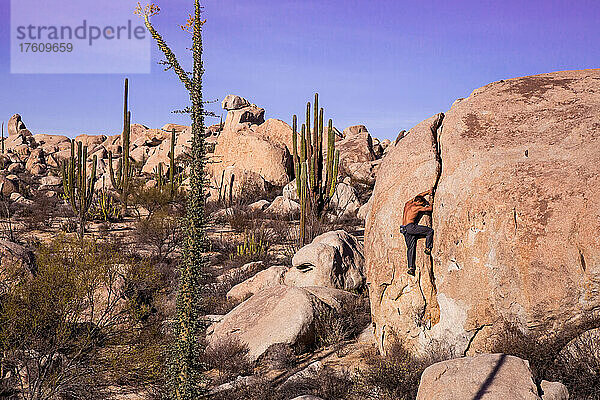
[1,0,599,140]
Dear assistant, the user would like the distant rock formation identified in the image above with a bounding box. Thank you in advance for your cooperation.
[365,69,600,356]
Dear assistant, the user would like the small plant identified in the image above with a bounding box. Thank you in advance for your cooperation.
[353,337,429,400]
[134,210,183,262]
[89,188,122,222]
[231,230,270,262]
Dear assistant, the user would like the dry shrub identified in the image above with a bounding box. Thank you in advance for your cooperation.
[258,343,296,370]
[18,191,65,231]
[211,366,353,400]
[314,295,371,349]
[492,318,600,399]
[353,337,446,400]
[204,337,253,384]
[134,210,183,262]
[554,327,600,399]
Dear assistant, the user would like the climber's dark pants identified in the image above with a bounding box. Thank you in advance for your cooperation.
[401,223,434,269]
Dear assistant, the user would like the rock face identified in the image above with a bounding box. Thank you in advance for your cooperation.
[416,354,541,400]
[207,285,356,361]
[365,69,600,355]
[208,125,292,194]
[285,230,365,291]
[329,182,360,217]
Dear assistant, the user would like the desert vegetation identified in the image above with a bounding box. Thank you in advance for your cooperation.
[0,1,599,400]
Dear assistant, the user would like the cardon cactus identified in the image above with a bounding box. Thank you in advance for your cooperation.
[108,78,133,211]
[154,128,180,197]
[292,93,340,245]
[60,140,97,239]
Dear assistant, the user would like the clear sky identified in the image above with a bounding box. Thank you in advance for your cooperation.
[0,0,598,140]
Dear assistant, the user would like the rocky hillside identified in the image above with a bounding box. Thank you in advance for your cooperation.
[366,69,600,356]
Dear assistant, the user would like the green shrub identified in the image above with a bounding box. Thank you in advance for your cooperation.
[0,235,167,399]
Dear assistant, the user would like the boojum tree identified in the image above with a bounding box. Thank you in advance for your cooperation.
[136,2,208,399]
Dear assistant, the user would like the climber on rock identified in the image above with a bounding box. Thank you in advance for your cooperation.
[400,189,434,276]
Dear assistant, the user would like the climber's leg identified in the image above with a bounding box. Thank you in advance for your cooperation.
[405,224,434,254]
[403,230,417,276]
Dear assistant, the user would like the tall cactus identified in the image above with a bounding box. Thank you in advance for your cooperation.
[292,93,340,245]
[60,140,97,239]
[154,128,180,198]
[108,78,133,211]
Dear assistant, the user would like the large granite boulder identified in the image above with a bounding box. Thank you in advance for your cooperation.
[329,182,360,217]
[253,118,294,154]
[285,230,365,291]
[336,125,378,181]
[207,285,357,361]
[221,94,251,111]
[227,265,289,302]
[7,114,28,137]
[209,128,292,192]
[416,354,540,400]
[365,69,600,355]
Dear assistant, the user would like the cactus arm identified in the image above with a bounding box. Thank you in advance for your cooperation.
[329,149,340,199]
[169,128,176,196]
[108,150,120,191]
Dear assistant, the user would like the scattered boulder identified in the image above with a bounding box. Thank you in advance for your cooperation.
[282,179,299,202]
[7,114,27,137]
[0,176,18,196]
[10,192,32,206]
[366,69,600,355]
[209,127,292,192]
[207,285,356,361]
[285,230,365,291]
[224,105,265,132]
[253,118,294,154]
[416,354,540,400]
[248,199,270,212]
[221,94,251,111]
[265,196,300,218]
[226,265,289,302]
[540,380,569,400]
[40,175,62,186]
[74,134,107,151]
[357,194,373,221]
[33,134,70,154]
[337,125,376,173]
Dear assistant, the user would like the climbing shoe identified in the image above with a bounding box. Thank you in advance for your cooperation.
[424,248,432,255]
[407,267,416,276]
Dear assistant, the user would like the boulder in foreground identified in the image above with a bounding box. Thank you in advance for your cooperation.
[416,353,542,400]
